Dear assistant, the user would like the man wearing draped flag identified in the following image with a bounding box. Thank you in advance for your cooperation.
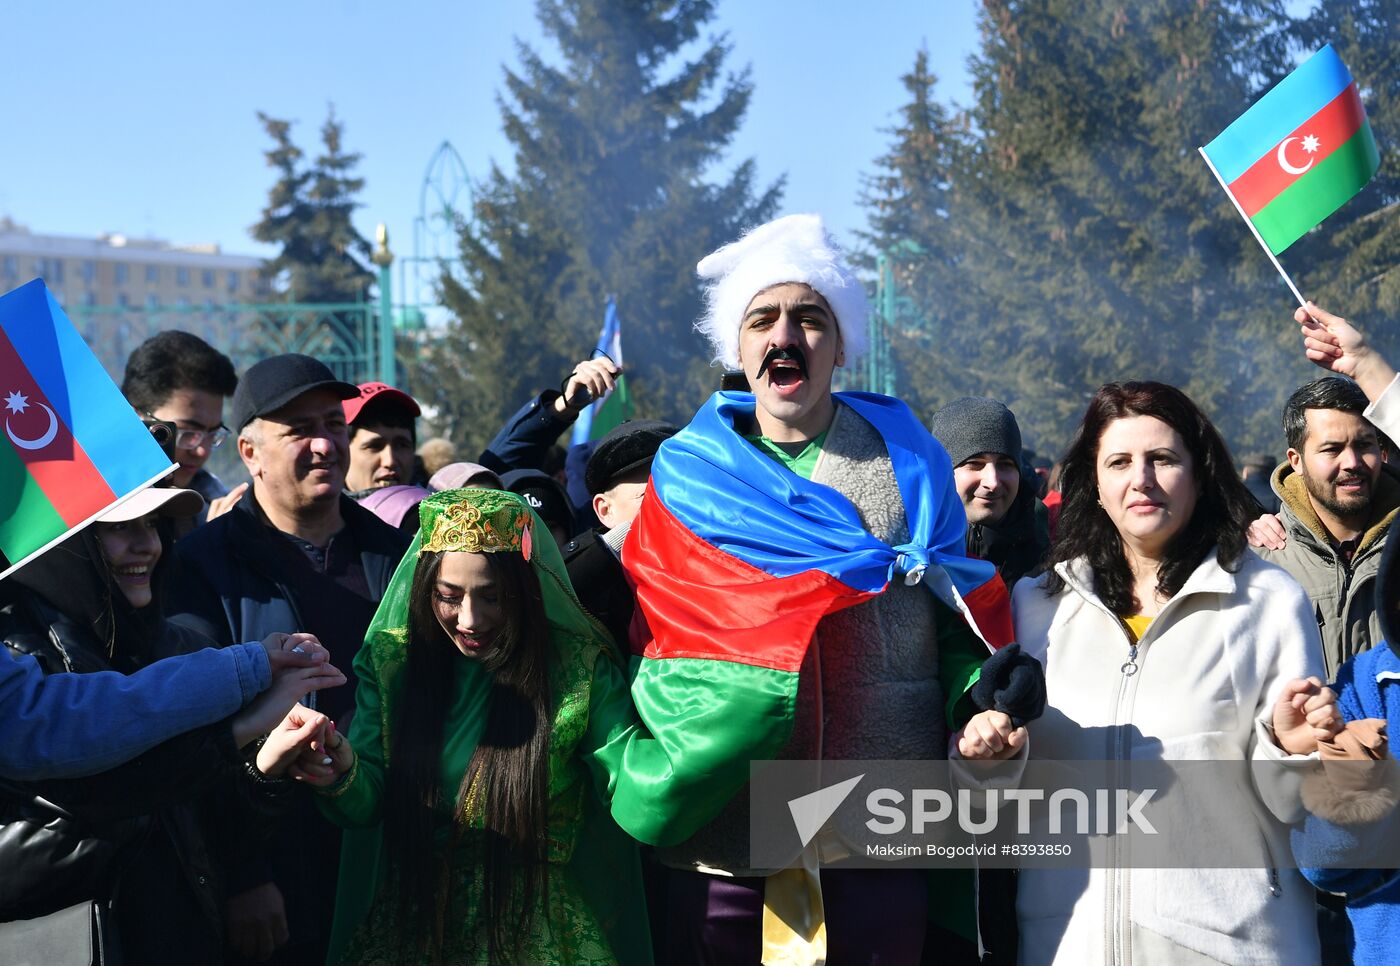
[609,214,1042,963]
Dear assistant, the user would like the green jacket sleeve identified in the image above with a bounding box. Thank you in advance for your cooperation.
[315,639,388,829]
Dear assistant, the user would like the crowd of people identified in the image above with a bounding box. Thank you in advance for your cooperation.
[1,212,1399,965]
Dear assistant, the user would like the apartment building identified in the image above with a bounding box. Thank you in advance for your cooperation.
[0,216,267,310]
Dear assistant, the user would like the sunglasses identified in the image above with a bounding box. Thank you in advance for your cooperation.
[145,413,229,450]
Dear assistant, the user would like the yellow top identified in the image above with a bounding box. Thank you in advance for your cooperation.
[1121,614,1152,643]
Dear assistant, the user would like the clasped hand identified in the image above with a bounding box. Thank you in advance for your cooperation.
[256,704,355,785]
[1272,676,1343,756]
[956,710,1028,761]
[231,633,346,748]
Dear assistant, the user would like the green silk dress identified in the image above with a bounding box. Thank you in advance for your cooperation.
[315,489,652,965]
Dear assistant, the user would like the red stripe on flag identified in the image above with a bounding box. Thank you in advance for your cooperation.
[960,574,1015,651]
[623,489,877,672]
[1229,83,1366,216]
[0,326,116,526]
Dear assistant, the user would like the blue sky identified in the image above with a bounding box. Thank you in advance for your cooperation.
[0,1,980,289]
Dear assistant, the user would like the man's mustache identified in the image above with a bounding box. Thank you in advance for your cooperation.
[757,346,809,380]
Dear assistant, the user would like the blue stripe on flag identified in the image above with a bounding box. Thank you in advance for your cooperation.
[1202,45,1353,183]
[651,391,999,601]
[0,280,171,496]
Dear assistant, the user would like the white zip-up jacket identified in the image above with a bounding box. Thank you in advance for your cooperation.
[1010,550,1325,965]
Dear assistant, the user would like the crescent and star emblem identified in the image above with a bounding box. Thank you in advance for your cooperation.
[3,390,59,452]
[1276,134,1320,177]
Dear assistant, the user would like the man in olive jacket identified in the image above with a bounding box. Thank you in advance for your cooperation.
[1254,377,1400,680]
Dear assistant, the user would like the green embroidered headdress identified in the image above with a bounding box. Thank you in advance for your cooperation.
[418,488,536,558]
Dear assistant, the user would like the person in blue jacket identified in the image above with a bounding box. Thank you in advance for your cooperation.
[1293,527,1400,966]
[1289,304,1400,966]
[0,593,330,781]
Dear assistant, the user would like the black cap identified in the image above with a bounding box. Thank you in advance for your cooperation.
[231,354,359,431]
[500,469,573,532]
[585,419,679,496]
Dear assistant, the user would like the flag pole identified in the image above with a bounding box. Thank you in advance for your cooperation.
[1198,147,1307,308]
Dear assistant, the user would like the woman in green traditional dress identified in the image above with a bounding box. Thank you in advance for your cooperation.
[260,488,650,965]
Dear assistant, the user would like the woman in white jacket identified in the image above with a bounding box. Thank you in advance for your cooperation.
[962,381,1342,966]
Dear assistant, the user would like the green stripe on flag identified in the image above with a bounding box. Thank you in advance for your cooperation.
[608,655,798,846]
[1253,124,1380,254]
[0,441,68,562]
[588,373,632,441]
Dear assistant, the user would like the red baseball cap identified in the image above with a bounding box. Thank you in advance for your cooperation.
[344,382,422,424]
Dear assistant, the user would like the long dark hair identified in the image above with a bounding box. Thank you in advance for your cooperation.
[1044,382,1257,614]
[383,549,554,961]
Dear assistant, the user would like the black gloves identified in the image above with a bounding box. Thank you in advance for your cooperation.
[968,642,1047,729]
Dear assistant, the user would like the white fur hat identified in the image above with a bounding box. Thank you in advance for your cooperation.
[695,213,869,370]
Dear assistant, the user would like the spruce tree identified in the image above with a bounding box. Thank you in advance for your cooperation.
[427,0,780,453]
[252,108,375,305]
[856,48,972,418]
[863,1,1317,456]
[859,49,961,269]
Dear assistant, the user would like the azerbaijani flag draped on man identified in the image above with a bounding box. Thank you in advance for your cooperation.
[1201,44,1380,255]
[0,279,173,578]
[612,390,1014,846]
[569,296,631,445]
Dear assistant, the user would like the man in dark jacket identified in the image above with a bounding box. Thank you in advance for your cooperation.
[121,330,242,529]
[502,467,577,549]
[342,381,421,497]
[167,354,411,965]
[562,419,677,649]
[1242,452,1283,514]
[930,396,1049,589]
[480,355,622,475]
[560,419,676,962]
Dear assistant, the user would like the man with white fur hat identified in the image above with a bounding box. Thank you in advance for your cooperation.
[608,214,1039,963]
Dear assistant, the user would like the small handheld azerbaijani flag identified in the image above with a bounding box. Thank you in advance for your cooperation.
[1201,44,1380,260]
[568,296,632,446]
[0,279,174,579]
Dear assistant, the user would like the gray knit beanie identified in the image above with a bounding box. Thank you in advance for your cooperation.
[929,397,1024,467]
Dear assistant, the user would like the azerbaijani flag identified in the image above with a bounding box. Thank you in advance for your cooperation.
[1201,44,1379,255]
[609,391,1013,847]
[569,297,631,445]
[0,280,173,578]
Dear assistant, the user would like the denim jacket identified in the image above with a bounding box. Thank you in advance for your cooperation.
[0,639,268,781]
